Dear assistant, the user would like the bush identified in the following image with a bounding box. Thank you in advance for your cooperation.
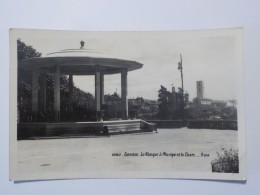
[211,148,239,173]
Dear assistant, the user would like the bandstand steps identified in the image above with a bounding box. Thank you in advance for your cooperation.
[105,123,141,133]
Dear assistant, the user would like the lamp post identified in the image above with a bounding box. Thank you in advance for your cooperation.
[178,53,185,125]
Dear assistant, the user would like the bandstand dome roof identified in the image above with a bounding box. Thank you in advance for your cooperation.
[19,41,143,75]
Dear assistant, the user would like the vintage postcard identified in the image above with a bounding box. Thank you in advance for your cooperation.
[9,28,246,181]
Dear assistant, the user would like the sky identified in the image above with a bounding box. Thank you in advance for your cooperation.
[16,29,242,101]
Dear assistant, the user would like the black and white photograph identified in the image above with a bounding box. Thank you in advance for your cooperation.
[9,28,246,181]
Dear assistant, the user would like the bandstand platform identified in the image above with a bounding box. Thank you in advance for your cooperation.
[18,120,156,140]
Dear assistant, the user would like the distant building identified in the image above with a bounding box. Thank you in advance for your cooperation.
[196,81,204,98]
[190,81,237,120]
[192,81,213,119]
[191,97,213,119]
[193,97,212,107]
[211,100,227,111]
[128,98,159,119]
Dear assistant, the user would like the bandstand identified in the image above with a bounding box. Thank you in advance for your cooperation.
[18,41,156,139]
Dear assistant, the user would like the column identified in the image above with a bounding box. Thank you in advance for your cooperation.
[69,74,73,112]
[32,66,39,122]
[95,65,101,112]
[54,65,60,121]
[100,73,104,105]
[121,68,128,120]
[39,72,46,113]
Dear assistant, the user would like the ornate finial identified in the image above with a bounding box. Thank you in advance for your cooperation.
[80,41,85,49]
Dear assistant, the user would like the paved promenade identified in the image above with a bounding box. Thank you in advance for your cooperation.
[15,128,238,180]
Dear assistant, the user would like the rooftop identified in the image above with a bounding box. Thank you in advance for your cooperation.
[19,41,143,75]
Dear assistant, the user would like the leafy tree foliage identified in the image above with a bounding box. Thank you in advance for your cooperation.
[72,86,95,111]
[157,85,171,119]
[211,148,239,173]
[157,85,190,120]
[135,97,144,105]
[172,87,185,119]
[17,39,41,111]
[104,92,121,102]
[17,39,41,60]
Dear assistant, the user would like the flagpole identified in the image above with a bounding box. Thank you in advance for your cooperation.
[180,54,184,97]
[178,53,185,125]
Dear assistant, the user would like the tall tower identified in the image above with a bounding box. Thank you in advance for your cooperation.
[196,81,204,99]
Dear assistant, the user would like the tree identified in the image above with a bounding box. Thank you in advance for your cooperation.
[72,86,95,110]
[157,85,191,120]
[173,87,190,119]
[17,39,42,112]
[135,97,144,105]
[104,92,121,102]
[157,85,171,119]
[17,39,41,60]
